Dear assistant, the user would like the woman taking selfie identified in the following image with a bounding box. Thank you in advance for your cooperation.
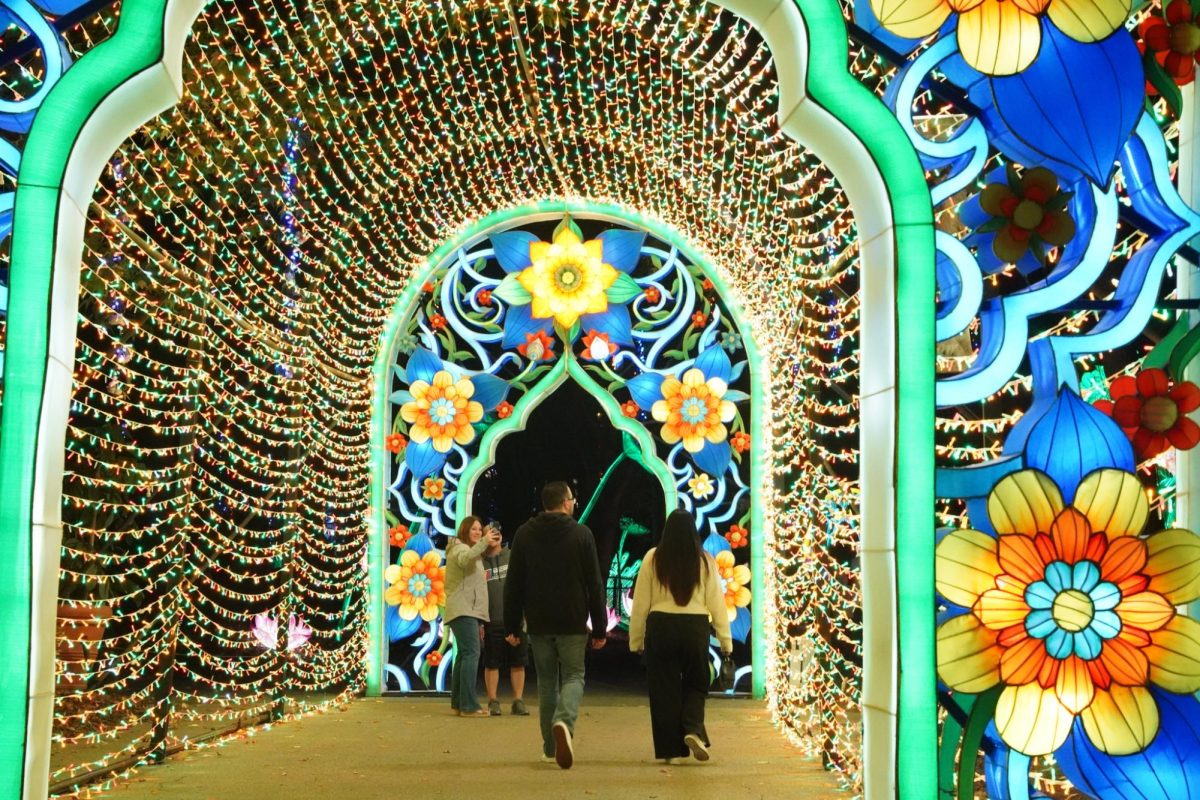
[628,509,732,763]
[444,516,501,717]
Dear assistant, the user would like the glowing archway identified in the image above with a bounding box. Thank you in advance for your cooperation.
[0,1,935,798]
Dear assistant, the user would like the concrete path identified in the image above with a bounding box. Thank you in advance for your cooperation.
[109,692,847,799]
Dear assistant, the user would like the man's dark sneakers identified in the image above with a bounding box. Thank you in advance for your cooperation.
[552,721,574,769]
[684,733,710,762]
[511,698,529,716]
[488,700,501,716]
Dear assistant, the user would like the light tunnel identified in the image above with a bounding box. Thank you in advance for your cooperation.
[0,0,936,797]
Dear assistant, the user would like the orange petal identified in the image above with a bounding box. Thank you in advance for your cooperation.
[1086,656,1113,690]
[1100,536,1148,584]
[1098,636,1150,686]
[1000,634,1048,685]
[1116,592,1176,632]
[1055,655,1096,715]
[998,535,1049,585]
[1037,654,1061,689]
[1146,615,1200,694]
[1050,508,1092,563]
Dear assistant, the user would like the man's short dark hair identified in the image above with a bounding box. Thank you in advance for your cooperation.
[542,481,572,510]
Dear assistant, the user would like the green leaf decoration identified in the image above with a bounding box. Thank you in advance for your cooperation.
[554,214,584,241]
[606,272,642,304]
[1145,50,1183,119]
[1168,318,1200,380]
[621,432,645,465]
[492,273,531,305]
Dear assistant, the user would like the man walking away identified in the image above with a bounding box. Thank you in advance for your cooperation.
[504,481,607,769]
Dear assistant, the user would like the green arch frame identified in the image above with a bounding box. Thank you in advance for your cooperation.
[367,203,766,697]
[0,0,936,797]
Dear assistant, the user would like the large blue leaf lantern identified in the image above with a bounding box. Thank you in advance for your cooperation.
[1055,689,1200,800]
[989,22,1143,189]
[1021,387,1135,500]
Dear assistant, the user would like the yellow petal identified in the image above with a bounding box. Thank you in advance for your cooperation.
[988,469,1064,536]
[936,613,1003,693]
[408,426,430,444]
[1116,592,1175,633]
[466,401,484,423]
[936,529,1002,608]
[400,403,419,423]
[401,550,418,567]
[871,0,953,38]
[1074,469,1148,538]
[431,435,453,452]
[1144,529,1200,605]
[957,0,1043,76]
[733,565,751,586]
[682,369,705,387]
[1079,685,1159,755]
[1146,615,1200,694]
[384,564,402,584]
[995,682,1075,755]
[975,586,1030,630]
[432,371,453,388]
[553,225,582,246]
[453,425,474,445]
[718,400,736,423]
[529,241,550,262]
[1047,0,1130,43]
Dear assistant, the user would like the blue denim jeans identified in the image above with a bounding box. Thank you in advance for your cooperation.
[529,634,587,757]
[448,616,483,713]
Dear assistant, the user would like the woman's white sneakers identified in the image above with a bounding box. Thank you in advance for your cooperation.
[683,734,710,762]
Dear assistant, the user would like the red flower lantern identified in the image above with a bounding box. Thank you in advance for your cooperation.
[620,400,639,418]
[1094,367,1200,459]
[643,287,661,304]
[691,311,707,328]
[1141,1,1200,86]
[496,401,513,419]
[731,431,751,453]
[429,313,447,330]
[385,433,407,454]
[389,524,411,548]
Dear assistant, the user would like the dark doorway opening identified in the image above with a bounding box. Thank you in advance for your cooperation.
[472,379,666,691]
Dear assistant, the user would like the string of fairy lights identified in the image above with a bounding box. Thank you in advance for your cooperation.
[24,0,867,792]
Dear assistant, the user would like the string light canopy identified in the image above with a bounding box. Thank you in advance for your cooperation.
[54,0,866,792]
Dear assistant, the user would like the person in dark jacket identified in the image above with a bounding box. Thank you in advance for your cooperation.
[504,481,607,769]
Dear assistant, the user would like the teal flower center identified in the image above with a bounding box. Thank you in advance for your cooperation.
[430,398,456,425]
[408,575,430,598]
[681,397,708,424]
[1024,559,1122,661]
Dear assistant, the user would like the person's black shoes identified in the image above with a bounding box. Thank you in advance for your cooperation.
[511,699,529,716]
[488,700,501,716]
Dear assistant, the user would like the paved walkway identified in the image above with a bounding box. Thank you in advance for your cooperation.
[110,692,847,799]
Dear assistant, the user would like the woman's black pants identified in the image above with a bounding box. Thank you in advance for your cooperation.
[644,612,711,759]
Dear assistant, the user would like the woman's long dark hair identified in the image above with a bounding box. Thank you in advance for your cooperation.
[654,509,706,606]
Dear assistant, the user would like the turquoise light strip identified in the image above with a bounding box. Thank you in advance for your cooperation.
[0,1,170,794]
[792,0,937,795]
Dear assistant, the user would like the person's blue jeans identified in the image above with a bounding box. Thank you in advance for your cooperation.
[529,634,587,757]
[448,617,483,713]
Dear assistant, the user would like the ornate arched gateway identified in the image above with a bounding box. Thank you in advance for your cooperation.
[0,1,928,796]
[10,0,1200,797]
